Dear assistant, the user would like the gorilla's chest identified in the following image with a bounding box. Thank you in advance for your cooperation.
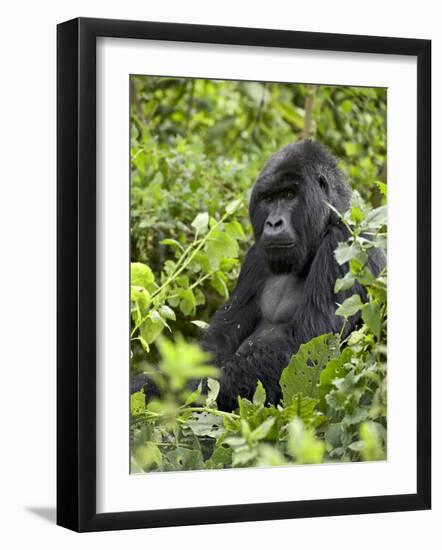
[260,274,305,323]
[237,274,305,353]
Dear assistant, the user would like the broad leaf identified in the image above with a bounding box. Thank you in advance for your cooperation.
[280,334,339,405]
[131,262,155,291]
[225,198,242,214]
[319,347,353,412]
[206,378,220,408]
[253,380,266,407]
[334,242,368,267]
[160,304,176,320]
[191,212,209,234]
[366,205,387,229]
[362,301,381,339]
[205,228,239,270]
[336,294,363,318]
[191,320,209,329]
[334,271,355,293]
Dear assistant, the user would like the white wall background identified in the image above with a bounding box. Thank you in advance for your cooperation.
[0,1,439,547]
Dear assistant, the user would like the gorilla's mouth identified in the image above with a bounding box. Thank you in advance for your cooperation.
[264,241,295,249]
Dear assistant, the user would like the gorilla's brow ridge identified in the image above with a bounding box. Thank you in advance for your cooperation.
[257,169,302,190]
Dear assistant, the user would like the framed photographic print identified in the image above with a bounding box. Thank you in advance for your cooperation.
[57,17,431,532]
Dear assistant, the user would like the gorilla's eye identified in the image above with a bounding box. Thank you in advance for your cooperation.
[283,191,296,200]
[263,195,273,204]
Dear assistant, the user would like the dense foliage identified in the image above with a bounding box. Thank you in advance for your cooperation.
[130,77,387,472]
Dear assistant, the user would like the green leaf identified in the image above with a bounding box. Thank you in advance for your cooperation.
[160,238,184,251]
[256,445,288,467]
[130,456,144,474]
[350,189,366,211]
[165,448,205,471]
[131,285,151,310]
[336,294,363,318]
[205,228,239,270]
[183,381,202,406]
[131,262,155,291]
[375,180,387,197]
[210,271,229,297]
[325,423,342,450]
[194,289,206,306]
[341,99,353,113]
[179,288,196,316]
[359,421,386,461]
[287,418,325,464]
[341,407,370,426]
[283,394,319,423]
[187,412,224,438]
[276,101,305,129]
[344,142,357,156]
[362,301,381,339]
[240,419,251,439]
[334,271,355,293]
[205,445,233,469]
[206,378,220,408]
[133,441,162,471]
[243,82,268,105]
[350,206,365,223]
[232,447,257,467]
[253,380,266,407]
[157,336,218,391]
[191,320,209,329]
[318,347,353,412]
[280,334,339,405]
[223,414,241,432]
[130,390,145,416]
[347,328,364,347]
[225,198,242,215]
[225,220,246,240]
[160,305,176,320]
[191,212,209,234]
[140,317,164,344]
[150,309,168,328]
[348,440,365,452]
[355,266,376,286]
[137,335,150,353]
[366,205,387,229]
[151,171,164,186]
[250,418,275,441]
[335,242,368,267]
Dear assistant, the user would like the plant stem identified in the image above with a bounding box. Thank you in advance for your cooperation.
[183,407,240,419]
[149,212,229,301]
[189,271,214,290]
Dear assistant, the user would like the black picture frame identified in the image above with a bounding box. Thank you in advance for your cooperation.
[57,17,431,532]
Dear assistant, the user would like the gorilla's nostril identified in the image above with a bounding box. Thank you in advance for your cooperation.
[266,217,284,230]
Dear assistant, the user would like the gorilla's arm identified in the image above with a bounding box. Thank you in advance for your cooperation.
[202,245,267,362]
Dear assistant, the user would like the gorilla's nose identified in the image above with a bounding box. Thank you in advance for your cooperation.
[265,215,285,234]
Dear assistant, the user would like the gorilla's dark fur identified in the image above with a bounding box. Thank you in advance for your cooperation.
[202,140,385,411]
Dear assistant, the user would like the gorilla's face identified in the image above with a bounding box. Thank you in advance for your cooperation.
[249,140,350,275]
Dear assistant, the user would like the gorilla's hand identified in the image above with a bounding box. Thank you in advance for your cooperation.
[215,345,293,411]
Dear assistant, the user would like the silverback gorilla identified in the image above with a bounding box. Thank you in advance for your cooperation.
[201,140,385,411]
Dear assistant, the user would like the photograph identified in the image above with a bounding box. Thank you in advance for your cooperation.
[129,76,388,474]
[0,0,435,541]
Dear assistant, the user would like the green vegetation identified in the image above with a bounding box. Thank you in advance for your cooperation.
[130,76,387,472]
